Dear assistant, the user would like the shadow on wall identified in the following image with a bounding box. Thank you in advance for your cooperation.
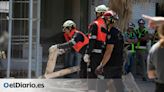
[41,32,65,44]
[40,32,66,58]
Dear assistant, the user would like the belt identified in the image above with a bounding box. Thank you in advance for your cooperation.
[92,49,102,53]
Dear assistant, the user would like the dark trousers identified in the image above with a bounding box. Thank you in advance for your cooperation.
[155,82,164,92]
[87,53,104,91]
[64,51,81,78]
[79,58,87,78]
[88,66,123,92]
[88,53,104,78]
[104,66,123,78]
[136,49,147,79]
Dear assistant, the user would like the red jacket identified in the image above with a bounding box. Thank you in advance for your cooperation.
[64,29,89,52]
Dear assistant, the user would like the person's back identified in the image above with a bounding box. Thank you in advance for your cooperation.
[107,27,124,66]
[148,42,164,83]
[146,22,164,92]
[147,24,164,81]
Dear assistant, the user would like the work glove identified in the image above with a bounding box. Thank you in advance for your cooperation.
[95,63,104,75]
[58,49,65,55]
[83,54,90,63]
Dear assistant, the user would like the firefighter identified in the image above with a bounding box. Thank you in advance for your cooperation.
[135,18,149,81]
[83,4,108,78]
[86,4,108,36]
[95,10,125,92]
[82,5,108,91]
[86,11,118,92]
[44,20,89,78]
[82,4,108,78]
[124,22,138,74]
[60,20,89,53]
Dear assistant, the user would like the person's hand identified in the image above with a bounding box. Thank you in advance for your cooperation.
[141,37,146,41]
[83,54,90,63]
[127,39,132,43]
[134,39,138,44]
[142,14,164,29]
[132,39,137,43]
[95,64,104,75]
[142,14,164,22]
[58,49,65,55]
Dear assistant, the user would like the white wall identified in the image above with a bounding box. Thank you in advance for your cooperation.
[131,2,156,34]
[0,1,9,13]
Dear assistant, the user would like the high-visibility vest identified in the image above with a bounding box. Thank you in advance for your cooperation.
[126,32,136,52]
[135,28,148,38]
[135,28,148,48]
[93,17,107,42]
[64,29,89,52]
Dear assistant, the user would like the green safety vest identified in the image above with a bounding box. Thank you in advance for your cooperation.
[126,32,136,53]
[135,28,148,49]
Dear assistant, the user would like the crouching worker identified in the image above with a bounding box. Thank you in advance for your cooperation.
[44,20,89,78]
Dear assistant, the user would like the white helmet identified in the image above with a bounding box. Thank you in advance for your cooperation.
[63,20,76,29]
[95,5,108,13]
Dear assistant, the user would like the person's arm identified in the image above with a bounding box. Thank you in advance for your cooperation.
[100,44,114,66]
[95,29,116,75]
[147,51,156,79]
[141,29,149,41]
[123,33,128,41]
[86,24,97,54]
[124,33,132,43]
[142,14,164,29]
[83,24,98,63]
[133,33,138,43]
[100,29,116,66]
[95,44,114,75]
[127,39,132,43]
[57,40,74,49]
[142,14,164,22]
[57,32,84,50]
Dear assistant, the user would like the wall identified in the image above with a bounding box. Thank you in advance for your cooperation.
[40,0,64,38]
[132,2,156,34]
[88,0,109,24]
[72,0,80,29]
[40,0,82,38]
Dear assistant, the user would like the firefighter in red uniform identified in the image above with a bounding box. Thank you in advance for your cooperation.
[82,5,108,78]
[43,20,88,78]
[83,4,108,77]
[59,20,89,54]
[47,20,89,78]
[85,10,119,91]
[83,4,109,91]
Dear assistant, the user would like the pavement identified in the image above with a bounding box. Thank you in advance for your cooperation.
[136,79,155,92]
[42,77,155,92]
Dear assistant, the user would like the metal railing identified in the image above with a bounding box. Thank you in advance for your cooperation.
[0,0,41,78]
